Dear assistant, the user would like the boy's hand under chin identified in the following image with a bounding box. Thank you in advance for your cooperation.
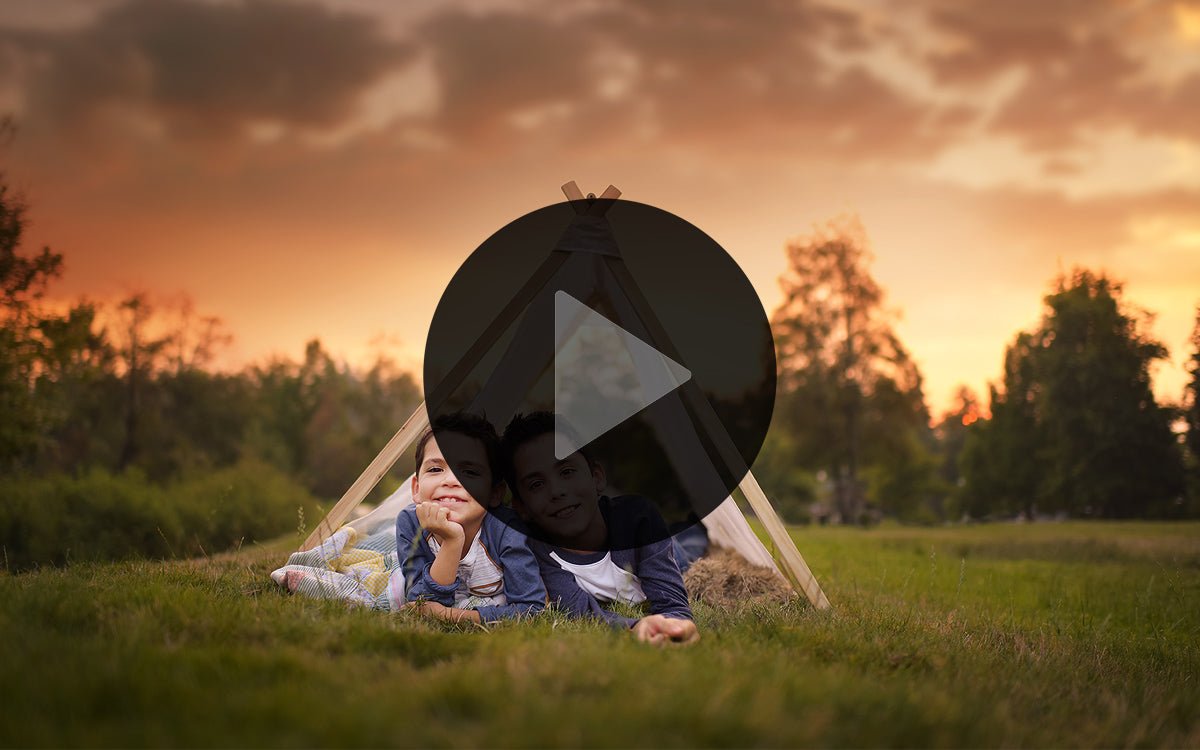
[632,614,700,646]
[416,502,466,544]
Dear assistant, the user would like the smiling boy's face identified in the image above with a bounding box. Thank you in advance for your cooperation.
[511,431,605,544]
[411,432,499,528]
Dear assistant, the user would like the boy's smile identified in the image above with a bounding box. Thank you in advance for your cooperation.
[512,432,607,549]
[547,503,581,519]
[412,433,499,531]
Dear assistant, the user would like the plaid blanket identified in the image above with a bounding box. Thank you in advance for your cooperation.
[270,526,406,610]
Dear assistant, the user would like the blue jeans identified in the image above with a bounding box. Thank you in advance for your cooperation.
[670,524,709,574]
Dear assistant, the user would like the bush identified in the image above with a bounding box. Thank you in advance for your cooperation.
[0,462,322,571]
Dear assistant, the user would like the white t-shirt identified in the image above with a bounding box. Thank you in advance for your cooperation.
[549,550,647,606]
[428,533,507,609]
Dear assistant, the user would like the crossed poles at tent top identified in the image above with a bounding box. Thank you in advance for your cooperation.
[299,182,830,611]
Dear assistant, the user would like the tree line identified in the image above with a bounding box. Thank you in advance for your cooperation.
[763,215,1200,523]
[1,183,420,501]
[3,177,1199,523]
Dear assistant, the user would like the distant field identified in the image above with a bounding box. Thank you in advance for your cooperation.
[1,522,1196,748]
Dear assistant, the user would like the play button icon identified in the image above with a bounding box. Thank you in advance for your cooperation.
[554,291,692,460]
[422,193,776,551]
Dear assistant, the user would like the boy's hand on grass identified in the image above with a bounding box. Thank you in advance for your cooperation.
[403,601,482,625]
[633,615,699,646]
[416,502,465,545]
[404,601,449,618]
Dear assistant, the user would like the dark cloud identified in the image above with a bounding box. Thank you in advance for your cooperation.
[607,0,938,156]
[925,1,1095,84]
[1129,72,1200,144]
[415,0,963,160]
[923,0,1200,150]
[420,10,598,142]
[3,0,965,165]
[6,0,410,143]
[985,34,1143,150]
[5,0,1195,173]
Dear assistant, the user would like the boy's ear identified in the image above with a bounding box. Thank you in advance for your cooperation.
[591,461,606,493]
[410,471,420,502]
[510,492,530,521]
[487,482,504,509]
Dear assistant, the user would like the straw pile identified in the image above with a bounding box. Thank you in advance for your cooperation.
[683,547,795,609]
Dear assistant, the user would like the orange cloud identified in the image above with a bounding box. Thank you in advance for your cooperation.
[2,0,1197,415]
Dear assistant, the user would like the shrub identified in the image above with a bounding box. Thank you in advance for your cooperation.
[171,459,324,557]
[0,462,322,571]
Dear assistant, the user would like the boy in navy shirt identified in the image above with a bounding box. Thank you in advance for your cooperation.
[501,412,698,645]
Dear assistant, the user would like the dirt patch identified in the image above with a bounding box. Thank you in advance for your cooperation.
[684,547,795,609]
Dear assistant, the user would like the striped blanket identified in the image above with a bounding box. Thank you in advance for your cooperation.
[270,526,406,610]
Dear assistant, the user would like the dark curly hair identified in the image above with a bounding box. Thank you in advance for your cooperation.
[499,411,595,495]
[414,412,502,486]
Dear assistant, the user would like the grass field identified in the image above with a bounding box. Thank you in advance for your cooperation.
[1,522,1197,748]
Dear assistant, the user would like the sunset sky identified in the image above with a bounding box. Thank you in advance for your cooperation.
[2,0,1198,416]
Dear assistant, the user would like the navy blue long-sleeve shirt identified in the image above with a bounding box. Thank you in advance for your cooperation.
[395,506,546,623]
[530,495,693,630]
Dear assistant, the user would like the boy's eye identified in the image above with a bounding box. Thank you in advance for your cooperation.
[526,479,543,491]
[560,467,576,477]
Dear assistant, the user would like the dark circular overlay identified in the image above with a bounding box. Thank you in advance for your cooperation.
[423,198,775,552]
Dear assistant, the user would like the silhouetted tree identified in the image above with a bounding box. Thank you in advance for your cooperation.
[772,215,932,523]
[933,385,980,517]
[246,339,420,499]
[33,302,119,471]
[962,269,1184,518]
[1184,306,1200,505]
[0,158,66,469]
[753,426,818,524]
[163,295,231,374]
[959,335,1047,518]
[116,293,172,470]
[0,120,425,494]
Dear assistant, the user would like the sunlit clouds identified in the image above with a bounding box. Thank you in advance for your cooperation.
[1,0,1196,414]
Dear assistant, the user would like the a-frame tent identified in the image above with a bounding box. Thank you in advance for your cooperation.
[298,183,830,610]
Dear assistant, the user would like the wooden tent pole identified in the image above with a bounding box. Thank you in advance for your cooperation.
[561,180,585,203]
[299,181,830,613]
[300,190,596,553]
[739,471,831,609]
[602,256,832,610]
[298,403,429,551]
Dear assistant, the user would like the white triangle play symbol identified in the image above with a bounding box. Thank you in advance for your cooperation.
[553,291,692,460]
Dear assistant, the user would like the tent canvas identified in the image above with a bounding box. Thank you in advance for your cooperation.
[297,183,830,610]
